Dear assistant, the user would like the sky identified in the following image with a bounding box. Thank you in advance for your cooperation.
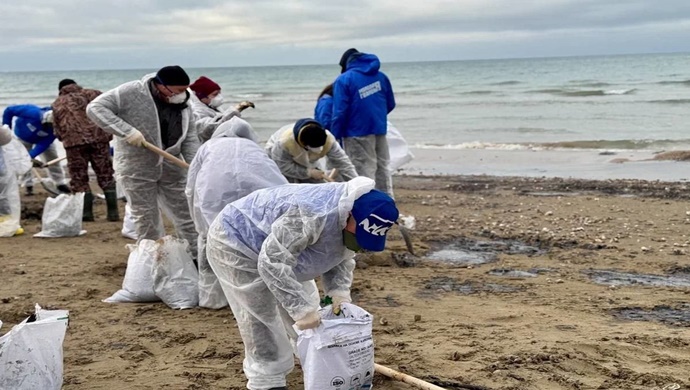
[1,0,690,71]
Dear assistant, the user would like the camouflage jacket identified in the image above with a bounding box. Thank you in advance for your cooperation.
[53,84,112,147]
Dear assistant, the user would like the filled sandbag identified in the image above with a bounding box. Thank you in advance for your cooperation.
[103,240,159,303]
[34,193,86,238]
[151,236,199,310]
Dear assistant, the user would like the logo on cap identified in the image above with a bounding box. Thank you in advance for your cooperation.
[359,213,395,236]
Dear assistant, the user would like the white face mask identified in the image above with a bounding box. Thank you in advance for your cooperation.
[209,94,224,108]
[306,146,324,154]
[168,91,187,104]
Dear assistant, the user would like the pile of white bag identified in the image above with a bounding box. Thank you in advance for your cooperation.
[295,303,375,390]
[34,193,86,238]
[0,304,69,390]
[104,236,199,309]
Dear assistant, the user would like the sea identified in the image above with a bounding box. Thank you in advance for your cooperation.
[3,52,690,180]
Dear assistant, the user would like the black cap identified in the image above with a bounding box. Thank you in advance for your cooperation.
[293,118,327,148]
[339,48,359,73]
[58,79,76,90]
[155,65,190,86]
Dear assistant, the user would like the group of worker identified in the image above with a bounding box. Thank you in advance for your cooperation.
[0,48,397,390]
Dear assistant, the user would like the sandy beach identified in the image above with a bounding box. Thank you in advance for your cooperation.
[2,173,690,390]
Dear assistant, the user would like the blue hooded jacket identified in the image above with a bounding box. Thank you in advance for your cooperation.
[2,104,55,158]
[331,53,395,140]
[314,94,333,130]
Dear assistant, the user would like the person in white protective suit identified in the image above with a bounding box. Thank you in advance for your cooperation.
[206,176,399,390]
[0,124,23,236]
[265,118,358,183]
[186,116,286,309]
[188,76,255,143]
[86,65,200,258]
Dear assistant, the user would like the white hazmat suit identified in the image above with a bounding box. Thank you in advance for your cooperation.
[206,176,378,389]
[189,94,242,143]
[186,117,285,309]
[86,73,200,257]
[265,122,358,183]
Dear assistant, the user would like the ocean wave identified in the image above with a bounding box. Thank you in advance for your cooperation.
[567,81,613,88]
[461,90,495,95]
[649,99,690,105]
[528,88,637,97]
[411,139,690,151]
[657,80,690,85]
[489,81,521,86]
[233,93,264,98]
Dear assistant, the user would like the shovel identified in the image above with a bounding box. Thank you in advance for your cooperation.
[142,141,190,169]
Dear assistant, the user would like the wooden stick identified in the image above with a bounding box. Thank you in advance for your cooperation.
[142,142,190,169]
[322,168,338,182]
[44,156,67,167]
[375,364,447,390]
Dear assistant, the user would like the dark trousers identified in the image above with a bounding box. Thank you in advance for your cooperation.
[65,142,115,193]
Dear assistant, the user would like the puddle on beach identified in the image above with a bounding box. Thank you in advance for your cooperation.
[422,276,521,295]
[583,269,690,288]
[611,305,690,327]
[426,237,544,266]
[488,269,539,278]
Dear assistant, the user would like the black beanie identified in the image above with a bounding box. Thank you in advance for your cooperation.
[339,48,359,73]
[293,118,327,148]
[58,79,76,90]
[155,65,190,86]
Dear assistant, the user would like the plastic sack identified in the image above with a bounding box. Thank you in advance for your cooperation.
[2,138,32,178]
[152,236,199,310]
[386,121,414,172]
[34,193,86,238]
[103,239,159,303]
[0,167,21,237]
[0,304,69,390]
[121,204,137,240]
[296,303,375,390]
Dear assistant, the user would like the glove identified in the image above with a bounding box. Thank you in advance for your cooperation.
[124,129,145,147]
[308,168,326,181]
[331,295,352,315]
[235,101,255,112]
[31,159,46,168]
[295,310,321,330]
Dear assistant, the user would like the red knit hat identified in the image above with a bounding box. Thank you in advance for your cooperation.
[190,76,221,98]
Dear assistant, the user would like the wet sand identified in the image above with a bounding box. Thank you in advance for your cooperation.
[2,174,690,390]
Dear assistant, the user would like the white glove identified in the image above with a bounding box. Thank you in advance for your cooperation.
[308,168,326,181]
[331,295,352,315]
[235,101,255,112]
[124,129,145,147]
[295,311,321,330]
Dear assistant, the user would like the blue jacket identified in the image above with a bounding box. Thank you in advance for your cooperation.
[331,53,395,140]
[314,94,333,130]
[2,105,54,158]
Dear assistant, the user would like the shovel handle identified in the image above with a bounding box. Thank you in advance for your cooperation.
[375,364,447,390]
[44,156,67,167]
[142,142,190,169]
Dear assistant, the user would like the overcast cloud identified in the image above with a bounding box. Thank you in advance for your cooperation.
[0,0,689,71]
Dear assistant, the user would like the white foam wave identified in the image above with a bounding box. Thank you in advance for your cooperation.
[412,142,543,151]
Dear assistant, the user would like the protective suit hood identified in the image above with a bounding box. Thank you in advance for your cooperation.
[211,116,259,143]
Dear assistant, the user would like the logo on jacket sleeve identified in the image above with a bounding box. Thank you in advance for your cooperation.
[359,213,394,236]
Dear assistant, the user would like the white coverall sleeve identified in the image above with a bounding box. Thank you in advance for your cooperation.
[181,114,201,163]
[326,143,358,181]
[321,257,355,300]
[197,109,240,143]
[270,144,310,180]
[257,207,325,321]
[86,88,136,138]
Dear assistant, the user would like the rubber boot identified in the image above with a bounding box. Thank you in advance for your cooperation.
[83,191,95,222]
[104,187,121,222]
